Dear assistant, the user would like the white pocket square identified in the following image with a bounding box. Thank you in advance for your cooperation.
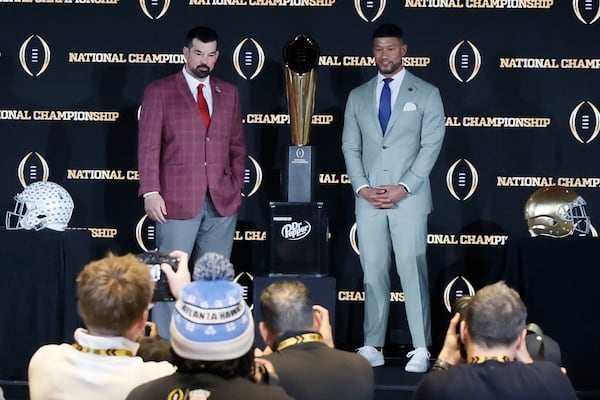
[403,102,417,112]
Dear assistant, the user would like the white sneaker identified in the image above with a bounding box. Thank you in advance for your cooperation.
[405,347,430,373]
[356,345,385,367]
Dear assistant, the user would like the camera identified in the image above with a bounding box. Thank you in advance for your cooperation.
[252,362,269,384]
[452,295,471,360]
[136,251,178,302]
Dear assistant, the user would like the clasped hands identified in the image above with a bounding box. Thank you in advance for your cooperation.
[359,185,408,209]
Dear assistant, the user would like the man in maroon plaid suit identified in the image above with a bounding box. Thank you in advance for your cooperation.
[138,26,246,338]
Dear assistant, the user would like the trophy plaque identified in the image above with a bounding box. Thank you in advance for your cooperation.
[282,34,320,202]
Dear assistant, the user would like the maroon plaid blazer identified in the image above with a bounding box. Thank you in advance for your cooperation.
[138,71,246,220]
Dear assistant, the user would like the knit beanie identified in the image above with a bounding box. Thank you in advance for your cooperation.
[169,252,254,361]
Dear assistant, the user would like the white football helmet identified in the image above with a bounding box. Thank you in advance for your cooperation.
[5,181,74,231]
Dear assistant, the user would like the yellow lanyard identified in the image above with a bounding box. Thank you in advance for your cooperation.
[468,355,511,364]
[277,333,323,351]
[72,342,134,357]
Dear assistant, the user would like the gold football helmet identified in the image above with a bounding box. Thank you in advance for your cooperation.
[524,186,590,238]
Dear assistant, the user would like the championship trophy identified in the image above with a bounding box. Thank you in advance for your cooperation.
[267,34,329,277]
[282,34,319,202]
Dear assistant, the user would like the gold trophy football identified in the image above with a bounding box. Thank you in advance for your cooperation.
[282,34,320,202]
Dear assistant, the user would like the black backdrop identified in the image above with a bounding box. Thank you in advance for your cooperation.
[1,0,599,389]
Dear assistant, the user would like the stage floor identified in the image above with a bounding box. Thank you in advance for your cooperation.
[4,355,600,400]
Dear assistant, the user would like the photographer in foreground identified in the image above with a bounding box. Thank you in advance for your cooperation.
[28,251,190,400]
[126,253,291,400]
[257,280,374,400]
[413,281,577,400]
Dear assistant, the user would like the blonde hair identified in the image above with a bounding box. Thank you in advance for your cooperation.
[77,253,154,335]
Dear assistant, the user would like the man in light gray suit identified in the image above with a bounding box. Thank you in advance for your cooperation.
[342,23,445,373]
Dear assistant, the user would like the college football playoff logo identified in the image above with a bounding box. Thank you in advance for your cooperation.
[233,38,265,80]
[19,35,51,77]
[242,155,263,198]
[449,40,481,83]
[139,0,171,20]
[349,222,359,255]
[569,101,600,144]
[17,152,50,187]
[234,271,254,310]
[443,276,476,313]
[135,214,158,252]
[446,159,479,201]
[572,0,600,24]
[354,0,386,22]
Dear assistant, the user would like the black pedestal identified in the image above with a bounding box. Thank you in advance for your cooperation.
[0,228,94,381]
[268,201,328,276]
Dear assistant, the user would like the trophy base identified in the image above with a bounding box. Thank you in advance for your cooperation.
[284,145,316,202]
[268,201,328,276]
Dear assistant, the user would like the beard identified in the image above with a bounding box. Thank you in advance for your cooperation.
[190,64,211,80]
[377,60,402,76]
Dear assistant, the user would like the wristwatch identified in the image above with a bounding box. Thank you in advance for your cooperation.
[431,358,453,371]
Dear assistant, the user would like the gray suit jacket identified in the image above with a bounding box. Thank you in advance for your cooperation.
[342,70,446,217]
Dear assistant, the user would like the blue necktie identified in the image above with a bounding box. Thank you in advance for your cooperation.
[378,77,393,134]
